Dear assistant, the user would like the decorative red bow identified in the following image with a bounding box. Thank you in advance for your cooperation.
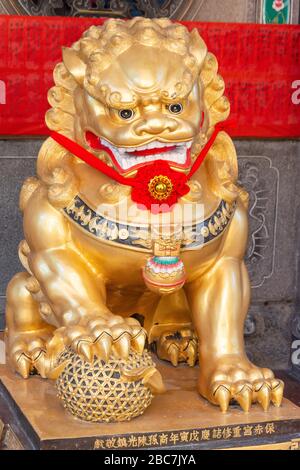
[50,121,232,213]
[131,161,190,213]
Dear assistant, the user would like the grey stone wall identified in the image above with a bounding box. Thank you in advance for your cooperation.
[0,138,299,373]
[0,140,40,330]
[234,140,299,372]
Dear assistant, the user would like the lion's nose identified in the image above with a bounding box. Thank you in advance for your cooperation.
[134,116,178,136]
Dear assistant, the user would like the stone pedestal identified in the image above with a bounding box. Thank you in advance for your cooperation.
[1,357,300,450]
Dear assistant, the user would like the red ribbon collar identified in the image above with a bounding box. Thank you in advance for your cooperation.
[50,122,232,213]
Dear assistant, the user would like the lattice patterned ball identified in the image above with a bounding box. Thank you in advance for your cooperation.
[55,348,155,423]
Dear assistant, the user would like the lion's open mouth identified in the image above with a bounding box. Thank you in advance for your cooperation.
[85,131,192,172]
[100,138,192,171]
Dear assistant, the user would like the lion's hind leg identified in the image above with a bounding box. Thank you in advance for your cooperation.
[5,272,55,378]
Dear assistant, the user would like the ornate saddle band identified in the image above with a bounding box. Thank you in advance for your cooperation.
[63,196,236,252]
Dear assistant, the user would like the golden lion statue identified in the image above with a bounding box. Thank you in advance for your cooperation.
[5,17,283,413]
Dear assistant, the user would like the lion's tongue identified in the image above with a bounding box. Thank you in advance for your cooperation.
[129,146,176,157]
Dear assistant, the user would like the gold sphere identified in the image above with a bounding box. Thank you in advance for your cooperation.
[155,182,167,194]
[55,348,157,423]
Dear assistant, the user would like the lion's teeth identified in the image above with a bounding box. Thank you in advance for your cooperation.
[100,138,192,170]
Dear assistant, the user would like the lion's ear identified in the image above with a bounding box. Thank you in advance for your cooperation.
[189,29,207,68]
[62,47,86,85]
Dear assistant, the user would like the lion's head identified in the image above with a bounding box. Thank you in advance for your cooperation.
[37,18,246,208]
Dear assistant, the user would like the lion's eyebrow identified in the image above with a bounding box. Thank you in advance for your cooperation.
[105,98,140,110]
[100,87,193,109]
[100,90,140,109]
[95,73,196,109]
[160,93,191,104]
[160,82,195,103]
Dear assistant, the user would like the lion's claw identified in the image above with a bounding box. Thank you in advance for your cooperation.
[270,379,284,407]
[156,328,198,367]
[213,383,231,412]
[203,359,284,413]
[77,338,94,362]
[186,340,197,367]
[31,347,48,377]
[94,331,112,361]
[9,331,52,379]
[112,332,131,359]
[233,382,253,413]
[168,344,179,367]
[253,380,271,411]
[12,345,47,379]
[48,315,146,364]
[132,329,147,354]
[211,380,254,413]
[12,352,32,378]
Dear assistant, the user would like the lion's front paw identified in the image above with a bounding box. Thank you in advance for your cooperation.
[50,315,146,363]
[199,356,284,413]
[156,328,198,367]
[8,329,54,379]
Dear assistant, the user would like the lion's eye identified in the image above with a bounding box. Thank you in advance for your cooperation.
[119,109,135,120]
[167,103,183,114]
